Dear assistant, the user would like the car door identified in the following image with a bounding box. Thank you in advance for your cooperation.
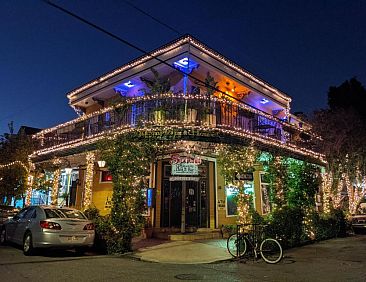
[6,208,29,243]
[13,207,36,244]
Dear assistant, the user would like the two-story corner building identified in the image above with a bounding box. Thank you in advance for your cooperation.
[29,35,324,236]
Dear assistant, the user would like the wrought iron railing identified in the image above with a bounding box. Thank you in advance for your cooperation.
[33,94,319,153]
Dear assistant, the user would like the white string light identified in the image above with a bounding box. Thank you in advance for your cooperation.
[83,152,95,209]
[0,161,29,172]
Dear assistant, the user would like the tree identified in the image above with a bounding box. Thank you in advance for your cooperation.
[312,78,366,213]
[328,77,366,119]
[0,125,35,205]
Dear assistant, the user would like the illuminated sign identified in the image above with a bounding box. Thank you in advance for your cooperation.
[171,163,199,175]
[169,176,200,182]
[123,81,135,88]
[173,57,199,74]
[170,154,202,165]
[147,188,154,207]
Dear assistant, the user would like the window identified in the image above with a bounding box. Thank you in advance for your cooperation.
[44,208,86,219]
[13,208,29,220]
[260,173,271,214]
[100,171,112,182]
[226,185,238,216]
[225,182,255,217]
[24,208,36,219]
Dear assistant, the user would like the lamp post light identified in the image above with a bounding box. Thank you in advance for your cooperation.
[97,160,106,168]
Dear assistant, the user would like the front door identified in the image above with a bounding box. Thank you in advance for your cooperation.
[185,181,198,228]
[161,160,210,231]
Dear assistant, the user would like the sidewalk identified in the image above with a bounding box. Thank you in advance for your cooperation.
[131,238,232,264]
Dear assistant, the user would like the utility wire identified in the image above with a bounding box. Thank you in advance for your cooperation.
[42,1,228,100]
[42,0,282,118]
[121,0,181,35]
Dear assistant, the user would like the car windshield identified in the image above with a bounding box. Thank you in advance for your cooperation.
[44,208,86,219]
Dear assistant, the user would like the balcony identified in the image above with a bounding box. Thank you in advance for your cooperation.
[32,93,322,161]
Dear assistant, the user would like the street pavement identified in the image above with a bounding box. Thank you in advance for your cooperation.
[0,235,365,281]
[132,239,231,264]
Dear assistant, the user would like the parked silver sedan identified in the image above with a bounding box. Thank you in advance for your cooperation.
[0,205,95,255]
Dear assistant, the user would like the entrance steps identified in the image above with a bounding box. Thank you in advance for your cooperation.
[153,228,222,241]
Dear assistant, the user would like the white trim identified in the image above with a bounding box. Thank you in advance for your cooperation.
[259,172,270,215]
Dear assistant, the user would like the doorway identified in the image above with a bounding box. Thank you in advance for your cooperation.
[161,161,209,230]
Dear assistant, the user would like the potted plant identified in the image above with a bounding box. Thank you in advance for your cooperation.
[141,68,171,124]
[153,106,166,124]
[220,224,236,238]
[203,72,218,126]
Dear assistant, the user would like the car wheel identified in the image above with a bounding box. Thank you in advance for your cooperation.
[0,228,6,245]
[23,232,34,256]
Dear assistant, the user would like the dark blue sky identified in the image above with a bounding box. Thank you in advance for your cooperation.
[1,0,365,134]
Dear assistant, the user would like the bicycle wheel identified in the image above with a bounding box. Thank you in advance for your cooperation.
[227,234,247,257]
[260,238,283,264]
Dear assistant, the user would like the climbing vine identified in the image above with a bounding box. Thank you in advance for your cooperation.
[217,143,258,224]
[98,134,157,254]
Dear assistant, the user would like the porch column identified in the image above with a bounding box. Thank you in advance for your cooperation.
[51,168,61,205]
[83,152,95,209]
[25,174,34,206]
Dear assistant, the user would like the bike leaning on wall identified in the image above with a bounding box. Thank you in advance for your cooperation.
[227,224,283,264]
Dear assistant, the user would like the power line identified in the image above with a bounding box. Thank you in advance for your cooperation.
[41,1,228,100]
[121,0,181,35]
[42,0,281,118]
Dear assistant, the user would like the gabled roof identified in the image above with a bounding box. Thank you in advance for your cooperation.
[66,34,291,103]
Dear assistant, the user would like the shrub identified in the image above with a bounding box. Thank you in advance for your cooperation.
[221,224,236,237]
[83,207,100,220]
[310,208,347,240]
[266,206,305,249]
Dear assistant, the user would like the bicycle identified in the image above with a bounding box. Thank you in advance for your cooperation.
[227,224,283,264]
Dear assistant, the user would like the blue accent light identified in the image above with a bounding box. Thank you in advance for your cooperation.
[173,57,199,74]
[147,188,154,207]
[260,98,269,104]
[131,104,137,126]
[124,81,135,88]
[105,112,110,122]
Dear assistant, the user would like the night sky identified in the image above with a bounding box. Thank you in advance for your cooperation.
[1,0,365,134]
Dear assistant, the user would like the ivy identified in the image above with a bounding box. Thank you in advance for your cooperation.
[98,134,156,254]
[217,144,258,224]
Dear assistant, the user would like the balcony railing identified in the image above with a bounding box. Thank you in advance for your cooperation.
[33,94,320,154]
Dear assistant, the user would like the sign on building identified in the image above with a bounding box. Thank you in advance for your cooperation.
[235,172,254,181]
[170,154,201,176]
